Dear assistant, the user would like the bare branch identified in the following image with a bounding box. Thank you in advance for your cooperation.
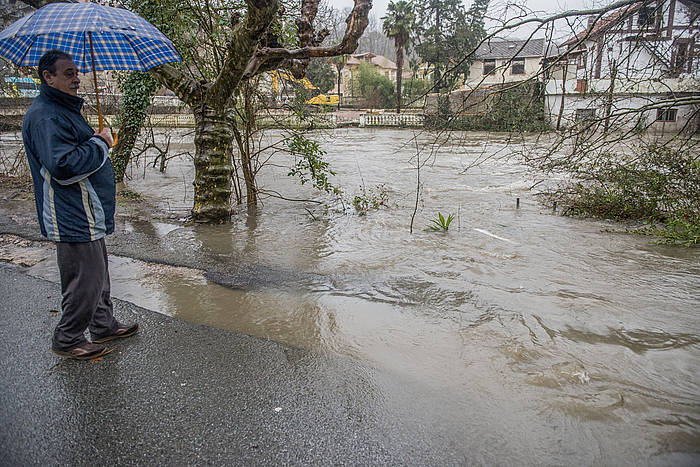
[296,0,322,48]
[242,0,372,77]
[149,63,202,108]
[207,0,279,107]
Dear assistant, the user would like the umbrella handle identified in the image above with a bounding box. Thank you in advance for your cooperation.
[88,33,118,147]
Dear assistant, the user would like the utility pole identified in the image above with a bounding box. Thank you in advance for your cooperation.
[604,59,616,133]
[556,61,567,131]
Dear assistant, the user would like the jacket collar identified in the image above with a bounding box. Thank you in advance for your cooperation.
[40,83,84,114]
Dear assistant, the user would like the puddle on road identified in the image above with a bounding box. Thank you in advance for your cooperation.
[1,234,294,341]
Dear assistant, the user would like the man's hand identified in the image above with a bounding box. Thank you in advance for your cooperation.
[94,128,113,148]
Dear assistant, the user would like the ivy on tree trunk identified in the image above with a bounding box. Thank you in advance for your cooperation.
[111,71,158,184]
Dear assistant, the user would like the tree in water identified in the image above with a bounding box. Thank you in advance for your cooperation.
[21,0,372,223]
[150,0,372,221]
[382,0,416,114]
[331,55,347,110]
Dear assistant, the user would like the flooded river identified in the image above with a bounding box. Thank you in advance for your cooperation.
[5,128,700,463]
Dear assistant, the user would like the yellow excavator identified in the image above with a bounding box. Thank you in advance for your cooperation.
[270,71,339,106]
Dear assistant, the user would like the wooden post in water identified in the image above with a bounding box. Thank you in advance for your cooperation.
[516,198,520,209]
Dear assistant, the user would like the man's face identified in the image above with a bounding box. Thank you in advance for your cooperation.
[43,57,80,96]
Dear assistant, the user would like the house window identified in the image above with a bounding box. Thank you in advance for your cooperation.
[577,50,587,69]
[637,5,652,27]
[575,108,596,121]
[637,4,662,30]
[511,58,525,75]
[671,39,692,76]
[483,59,496,75]
[656,109,677,122]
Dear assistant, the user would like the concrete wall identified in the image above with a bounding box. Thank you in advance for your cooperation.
[545,92,699,132]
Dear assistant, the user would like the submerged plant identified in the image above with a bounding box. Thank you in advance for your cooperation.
[427,212,454,232]
[353,184,390,214]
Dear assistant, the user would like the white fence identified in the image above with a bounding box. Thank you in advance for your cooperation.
[87,113,337,129]
[359,113,425,127]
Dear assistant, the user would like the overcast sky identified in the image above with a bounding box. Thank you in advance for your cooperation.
[329,0,611,39]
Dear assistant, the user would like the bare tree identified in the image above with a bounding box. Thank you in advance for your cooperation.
[415,0,699,242]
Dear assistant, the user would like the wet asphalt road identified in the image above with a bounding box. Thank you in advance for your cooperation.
[0,263,480,465]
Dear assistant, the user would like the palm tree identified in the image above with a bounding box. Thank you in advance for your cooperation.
[382,1,415,114]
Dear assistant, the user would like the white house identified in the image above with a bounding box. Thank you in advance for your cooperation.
[463,38,547,89]
[545,0,700,132]
[333,53,398,98]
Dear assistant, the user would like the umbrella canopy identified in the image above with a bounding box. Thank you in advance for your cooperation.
[0,2,181,73]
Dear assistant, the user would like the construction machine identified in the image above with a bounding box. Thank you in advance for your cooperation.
[270,71,339,106]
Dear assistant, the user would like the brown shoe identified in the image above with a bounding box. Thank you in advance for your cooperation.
[92,323,139,344]
[52,342,110,360]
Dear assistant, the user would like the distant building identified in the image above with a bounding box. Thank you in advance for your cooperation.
[463,38,547,89]
[544,0,700,132]
[333,53,397,98]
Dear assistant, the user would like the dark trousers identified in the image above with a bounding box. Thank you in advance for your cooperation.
[53,238,118,350]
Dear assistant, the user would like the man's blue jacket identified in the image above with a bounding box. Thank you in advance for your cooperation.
[22,84,115,243]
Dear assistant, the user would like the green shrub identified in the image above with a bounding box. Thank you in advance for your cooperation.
[354,62,395,109]
[287,134,340,195]
[306,59,336,94]
[426,83,547,132]
[426,212,454,232]
[352,184,389,214]
[559,144,700,245]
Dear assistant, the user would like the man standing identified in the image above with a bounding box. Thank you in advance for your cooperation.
[22,50,138,360]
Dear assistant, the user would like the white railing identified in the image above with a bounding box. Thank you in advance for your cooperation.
[359,113,425,127]
[86,113,337,128]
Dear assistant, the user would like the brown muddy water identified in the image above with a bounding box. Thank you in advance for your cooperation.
[3,128,700,463]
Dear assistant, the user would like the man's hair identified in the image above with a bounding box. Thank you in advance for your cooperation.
[38,50,73,84]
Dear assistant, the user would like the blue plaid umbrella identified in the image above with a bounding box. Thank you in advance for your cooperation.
[0,2,181,72]
[0,2,181,133]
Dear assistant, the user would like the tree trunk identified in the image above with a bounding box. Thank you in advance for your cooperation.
[395,43,404,114]
[336,63,343,110]
[192,105,235,222]
[231,84,258,208]
[337,72,342,110]
[111,119,141,183]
